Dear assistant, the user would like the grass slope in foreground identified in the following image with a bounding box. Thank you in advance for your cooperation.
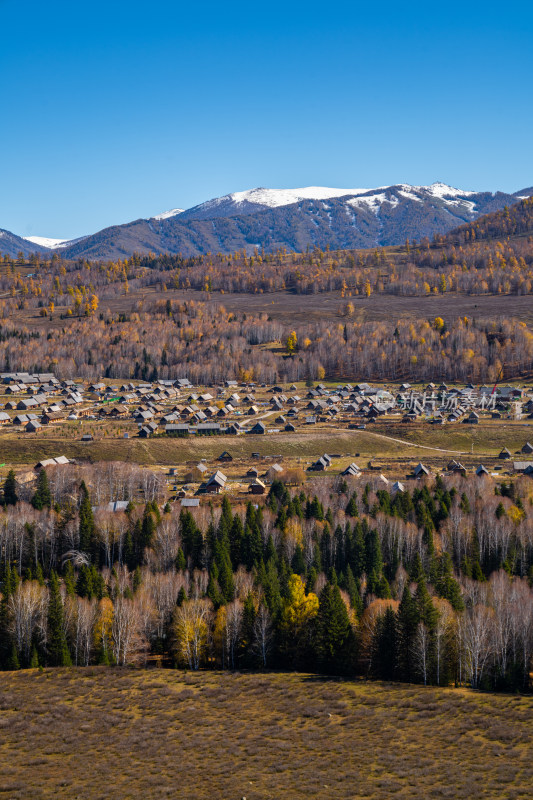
[1,669,532,800]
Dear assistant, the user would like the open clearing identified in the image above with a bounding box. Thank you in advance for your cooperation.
[1,668,532,800]
[10,286,533,330]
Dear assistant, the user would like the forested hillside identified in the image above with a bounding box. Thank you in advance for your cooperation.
[441,195,533,245]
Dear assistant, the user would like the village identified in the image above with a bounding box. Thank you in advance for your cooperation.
[2,370,533,505]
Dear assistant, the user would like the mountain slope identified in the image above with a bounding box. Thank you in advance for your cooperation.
[59,184,530,260]
[2,183,531,260]
[443,195,533,245]
[0,229,51,258]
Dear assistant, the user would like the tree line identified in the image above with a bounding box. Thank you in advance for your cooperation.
[2,464,533,691]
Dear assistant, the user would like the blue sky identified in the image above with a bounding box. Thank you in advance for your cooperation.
[1,0,532,239]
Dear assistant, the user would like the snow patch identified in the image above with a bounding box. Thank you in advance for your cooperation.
[24,236,71,249]
[346,193,399,214]
[426,182,475,198]
[440,197,477,215]
[152,208,184,221]
[398,189,423,203]
[200,186,370,212]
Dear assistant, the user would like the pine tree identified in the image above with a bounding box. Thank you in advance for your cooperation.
[314,576,355,674]
[410,552,425,582]
[207,564,224,608]
[63,561,76,596]
[180,510,203,568]
[3,469,17,506]
[30,646,39,668]
[175,547,186,572]
[416,577,438,630]
[7,642,20,670]
[365,527,383,578]
[140,505,156,551]
[396,586,419,682]
[344,565,362,616]
[350,522,365,578]
[229,514,243,569]
[32,468,51,510]
[215,542,235,603]
[0,565,13,667]
[374,606,397,680]
[291,544,306,575]
[76,563,94,599]
[79,481,95,555]
[133,566,142,593]
[47,571,72,667]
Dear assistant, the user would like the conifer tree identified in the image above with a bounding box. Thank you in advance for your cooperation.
[365,527,383,578]
[30,646,39,668]
[291,544,306,575]
[175,547,186,571]
[140,505,156,551]
[0,565,13,667]
[344,564,362,616]
[373,606,397,680]
[207,564,224,608]
[47,571,72,667]
[215,542,235,602]
[3,469,17,506]
[32,468,51,510]
[7,642,20,670]
[229,514,243,569]
[314,574,354,674]
[396,586,419,681]
[435,553,464,611]
[351,522,365,578]
[63,561,76,596]
[79,481,95,555]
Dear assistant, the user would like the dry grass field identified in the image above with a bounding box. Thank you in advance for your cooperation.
[1,669,532,800]
[9,284,533,330]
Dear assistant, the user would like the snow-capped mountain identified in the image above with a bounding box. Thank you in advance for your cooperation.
[1,183,531,259]
[179,182,480,221]
[179,187,370,220]
[60,183,527,259]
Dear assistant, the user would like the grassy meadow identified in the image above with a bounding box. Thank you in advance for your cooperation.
[1,669,532,799]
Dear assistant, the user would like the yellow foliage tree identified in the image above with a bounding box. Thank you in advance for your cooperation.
[286,330,298,355]
[172,598,211,670]
[281,574,319,636]
[508,505,525,525]
[94,597,114,661]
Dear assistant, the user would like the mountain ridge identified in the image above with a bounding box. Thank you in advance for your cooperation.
[2,182,531,259]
